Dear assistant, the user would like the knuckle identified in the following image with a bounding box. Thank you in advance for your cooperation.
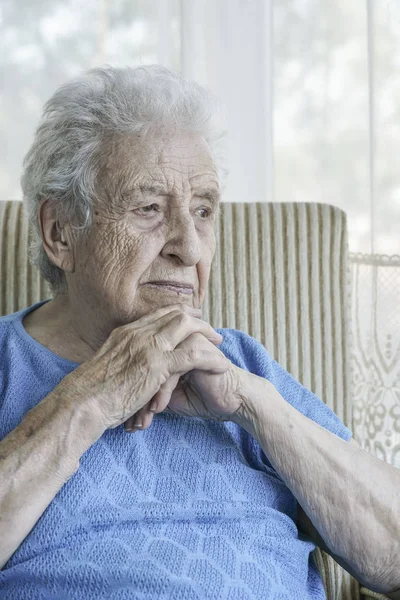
[109,325,131,347]
[187,343,199,361]
[108,327,122,343]
[113,321,131,336]
[188,332,205,347]
[176,311,190,325]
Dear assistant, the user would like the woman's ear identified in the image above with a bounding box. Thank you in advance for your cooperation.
[38,199,75,273]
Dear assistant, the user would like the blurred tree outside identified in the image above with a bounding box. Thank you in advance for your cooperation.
[273,0,400,254]
[0,0,399,253]
[0,0,180,201]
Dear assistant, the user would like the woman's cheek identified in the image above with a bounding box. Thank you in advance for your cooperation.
[118,230,166,278]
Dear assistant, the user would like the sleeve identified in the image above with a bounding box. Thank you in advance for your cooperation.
[218,328,352,442]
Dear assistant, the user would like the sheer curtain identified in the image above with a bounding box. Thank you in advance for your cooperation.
[268,0,400,465]
[1,0,399,463]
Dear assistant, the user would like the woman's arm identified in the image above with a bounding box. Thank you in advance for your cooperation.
[232,370,400,596]
[0,383,104,568]
[0,304,228,568]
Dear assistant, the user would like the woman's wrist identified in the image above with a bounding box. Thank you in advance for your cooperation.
[230,369,281,438]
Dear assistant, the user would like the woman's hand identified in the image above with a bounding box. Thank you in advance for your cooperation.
[62,304,230,432]
[168,360,244,422]
[126,333,246,429]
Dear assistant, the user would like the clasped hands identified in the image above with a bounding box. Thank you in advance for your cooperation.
[68,304,247,434]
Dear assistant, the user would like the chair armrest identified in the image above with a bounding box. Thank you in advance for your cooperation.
[361,588,399,600]
[315,550,396,600]
[313,548,361,600]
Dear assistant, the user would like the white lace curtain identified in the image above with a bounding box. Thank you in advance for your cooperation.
[351,254,400,467]
[1,0,399,462]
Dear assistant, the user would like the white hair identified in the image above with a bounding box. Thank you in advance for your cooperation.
[21,65,226,293]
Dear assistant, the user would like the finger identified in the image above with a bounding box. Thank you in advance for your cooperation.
[167,335,230,376]
[148,373,180,414]
[124,405,154,432]
[124,372,180,430]
[125,304,202,329]
[156,312,223,351]
[102,308,193,360]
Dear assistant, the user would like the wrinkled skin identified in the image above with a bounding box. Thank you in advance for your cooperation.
[60,304,235,432]
[25,128,245,430]
[74,129,218,330]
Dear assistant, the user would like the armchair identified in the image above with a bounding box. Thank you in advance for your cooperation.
[0,200,389,600]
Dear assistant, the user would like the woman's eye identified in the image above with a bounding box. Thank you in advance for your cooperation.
[137,203,159,215]
[196,206,211,219]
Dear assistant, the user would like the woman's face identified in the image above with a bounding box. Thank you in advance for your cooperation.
[68,129,220,326]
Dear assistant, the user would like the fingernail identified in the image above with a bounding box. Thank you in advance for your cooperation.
[126,422,142,433]
[149,400,157,413]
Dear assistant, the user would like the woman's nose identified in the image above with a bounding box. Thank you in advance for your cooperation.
[161,213,202,266]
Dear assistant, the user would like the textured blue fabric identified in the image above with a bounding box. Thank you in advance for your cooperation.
[0,302,352,600]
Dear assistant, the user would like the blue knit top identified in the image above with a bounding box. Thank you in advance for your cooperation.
[0,302,352,600]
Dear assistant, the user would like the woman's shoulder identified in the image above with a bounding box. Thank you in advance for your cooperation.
[0,304,40,352]
[0,308,22,345]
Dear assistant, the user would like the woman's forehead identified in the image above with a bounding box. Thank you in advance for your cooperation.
[97,130,219,206]
[100,130,219,193]
[106,130,214,170]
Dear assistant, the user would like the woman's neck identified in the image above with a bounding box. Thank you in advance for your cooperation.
[22,295,112,364]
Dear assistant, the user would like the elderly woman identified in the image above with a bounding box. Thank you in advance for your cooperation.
[0,66,399,600]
